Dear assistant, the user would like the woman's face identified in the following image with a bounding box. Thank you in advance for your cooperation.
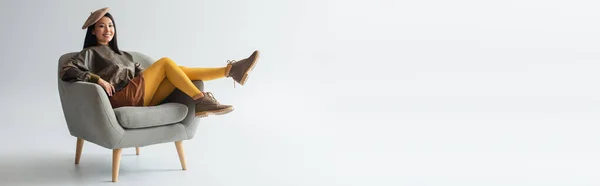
[92,16,114,45]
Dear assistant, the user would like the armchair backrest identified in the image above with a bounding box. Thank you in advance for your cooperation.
[128,51,156,69]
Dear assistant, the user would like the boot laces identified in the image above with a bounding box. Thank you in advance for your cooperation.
[205,92,220,104]
[227,60,237,88]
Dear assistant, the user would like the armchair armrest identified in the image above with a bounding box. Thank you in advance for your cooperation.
[58,81,125,149]
[163,80,204,139]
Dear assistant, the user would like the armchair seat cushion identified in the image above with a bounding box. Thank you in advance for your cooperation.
[113,103,188,129]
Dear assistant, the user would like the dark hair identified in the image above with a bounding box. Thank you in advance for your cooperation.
[83,12,122,55]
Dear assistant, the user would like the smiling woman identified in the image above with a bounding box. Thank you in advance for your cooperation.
[60,7,261,117]
[87,16,114,46]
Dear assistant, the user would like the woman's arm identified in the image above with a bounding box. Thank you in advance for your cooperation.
[60,50,115,96]
[60,50,100,83]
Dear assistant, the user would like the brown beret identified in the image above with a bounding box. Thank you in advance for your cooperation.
[81,7,110,29]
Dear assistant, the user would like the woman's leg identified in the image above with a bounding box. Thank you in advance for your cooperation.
[179,66,230,81]
[146,79,175,106]
[146,70,234,117]
[141,57,204,106]
[145,66,230,106]
[143,49,260,106]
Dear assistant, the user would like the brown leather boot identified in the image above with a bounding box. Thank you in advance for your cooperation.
[226,50,260,86]
[195,92,234,117]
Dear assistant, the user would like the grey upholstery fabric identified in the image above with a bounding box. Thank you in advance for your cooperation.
[119,124,189,148]
[57,51,204,149]
[114,103,188,129]
[129,51,157,68]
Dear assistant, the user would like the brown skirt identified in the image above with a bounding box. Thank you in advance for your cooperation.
[108,75,146,108]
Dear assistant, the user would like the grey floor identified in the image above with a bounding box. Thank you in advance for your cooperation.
[3,93,600,186]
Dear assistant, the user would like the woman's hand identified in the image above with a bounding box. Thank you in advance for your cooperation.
[98,78,115,96]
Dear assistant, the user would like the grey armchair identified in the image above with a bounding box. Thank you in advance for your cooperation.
[57,51,204,182]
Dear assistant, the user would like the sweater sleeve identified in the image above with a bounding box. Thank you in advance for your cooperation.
[59,49,100,84]
[134,62,144,76]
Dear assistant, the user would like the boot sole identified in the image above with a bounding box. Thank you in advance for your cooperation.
[195,107,235,118]
[239,50,260,86]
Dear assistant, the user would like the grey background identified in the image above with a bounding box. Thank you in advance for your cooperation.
[2,0,600,185]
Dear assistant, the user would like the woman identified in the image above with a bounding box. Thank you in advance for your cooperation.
[60,7,259,117]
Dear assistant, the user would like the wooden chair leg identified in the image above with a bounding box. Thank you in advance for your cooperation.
[75,138,84,164]
[112,149,122,182]
[175,141,187,170]
[136,147,140,155]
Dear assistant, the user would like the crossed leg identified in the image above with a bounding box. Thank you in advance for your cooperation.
[142,58,230,106]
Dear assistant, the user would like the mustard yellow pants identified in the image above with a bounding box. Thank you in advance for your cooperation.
[141,57,229,106]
